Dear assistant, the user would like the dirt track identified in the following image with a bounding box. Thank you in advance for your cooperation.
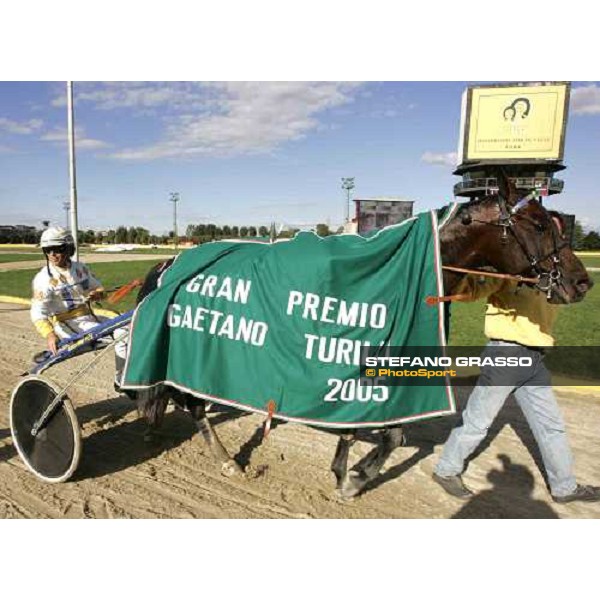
[1,301,599,519]
[0,253,174,272]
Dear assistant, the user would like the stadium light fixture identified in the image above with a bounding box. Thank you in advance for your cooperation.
[341,177,355,224]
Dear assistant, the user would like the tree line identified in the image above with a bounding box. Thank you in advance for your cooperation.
[182,223,329,243]
[0,225,159,245]
[185,224,270,244]
[80,226,156,245]
[2,221,600,249]
[572,223,600,250]
[0,223,303,245]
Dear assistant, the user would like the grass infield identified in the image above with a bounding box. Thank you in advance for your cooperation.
[448,273,599,346]
[0,253,42,263]
[0,244,176,256]
[579,256,600,269]
[0,259,597,346]
[0,260,161,313]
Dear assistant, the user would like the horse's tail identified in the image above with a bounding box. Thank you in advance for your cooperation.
[135,385,171,428]
[136,258,175,304]
[133,257,177,427]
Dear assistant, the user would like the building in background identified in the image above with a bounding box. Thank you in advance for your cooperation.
[351,197,414,235]
[453,82,570,199]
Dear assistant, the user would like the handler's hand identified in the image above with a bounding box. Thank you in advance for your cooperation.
[46,332,59,355]
[88,288,105,302]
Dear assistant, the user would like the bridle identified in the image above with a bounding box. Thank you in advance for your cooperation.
[457,191,569,299]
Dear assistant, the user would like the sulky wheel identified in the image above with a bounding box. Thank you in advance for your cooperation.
[10,376,81,483]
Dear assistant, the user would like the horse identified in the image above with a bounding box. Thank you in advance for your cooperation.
[128,171,593,498]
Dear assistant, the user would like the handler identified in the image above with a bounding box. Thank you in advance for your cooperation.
[30,227,129,390]
[433,275,600,504]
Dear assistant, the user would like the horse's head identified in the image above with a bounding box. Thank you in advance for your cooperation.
[443,171,593,304]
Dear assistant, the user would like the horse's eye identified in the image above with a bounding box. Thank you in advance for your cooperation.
[534,222,545,233]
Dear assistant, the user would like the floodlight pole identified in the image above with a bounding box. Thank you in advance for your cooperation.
[67,81,79,260]
[341,177,355,224]
[63,200,70,229]
[169,192,180,252]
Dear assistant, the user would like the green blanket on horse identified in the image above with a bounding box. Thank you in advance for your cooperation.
[122,210,456,427]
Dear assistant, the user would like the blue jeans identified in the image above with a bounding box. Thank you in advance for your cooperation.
[435,341,577,498]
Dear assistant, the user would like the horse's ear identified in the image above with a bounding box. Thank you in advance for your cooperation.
[494,167,518,206]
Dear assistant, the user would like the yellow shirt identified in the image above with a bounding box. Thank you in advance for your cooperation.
[456,276,558,347]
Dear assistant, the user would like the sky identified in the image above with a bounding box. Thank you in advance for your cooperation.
[1,81,599,235]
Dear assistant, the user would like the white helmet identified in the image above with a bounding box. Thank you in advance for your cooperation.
[40,227,75,255]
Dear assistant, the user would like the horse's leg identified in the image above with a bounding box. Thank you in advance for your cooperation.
[339,426,405,500]
[135,388,170,443]
[331,431,356,489]
[187,399,243,478]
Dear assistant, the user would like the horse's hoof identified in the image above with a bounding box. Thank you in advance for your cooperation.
[338,472,364,500]
[335,487,356,502]
[221,459,243,478]
[245,464,268,479]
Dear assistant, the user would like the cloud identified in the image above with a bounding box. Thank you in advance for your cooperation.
[570,84,600,115]
[40,127,110,150]
[0,117,43,134]
[51,82,213,114]
[370,108,399,118]
[0,144,16,153]
[421,151,457,167]
[53,82,363,160]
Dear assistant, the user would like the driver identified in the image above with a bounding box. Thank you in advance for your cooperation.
[30,226,129,391]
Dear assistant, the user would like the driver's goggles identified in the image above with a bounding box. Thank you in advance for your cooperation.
[44,245,68,254]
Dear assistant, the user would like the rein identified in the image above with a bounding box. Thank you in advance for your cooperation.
[441,265,539,283]
[426,267,539,305]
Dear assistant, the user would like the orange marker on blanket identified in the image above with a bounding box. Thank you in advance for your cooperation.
[263,400,276,439]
